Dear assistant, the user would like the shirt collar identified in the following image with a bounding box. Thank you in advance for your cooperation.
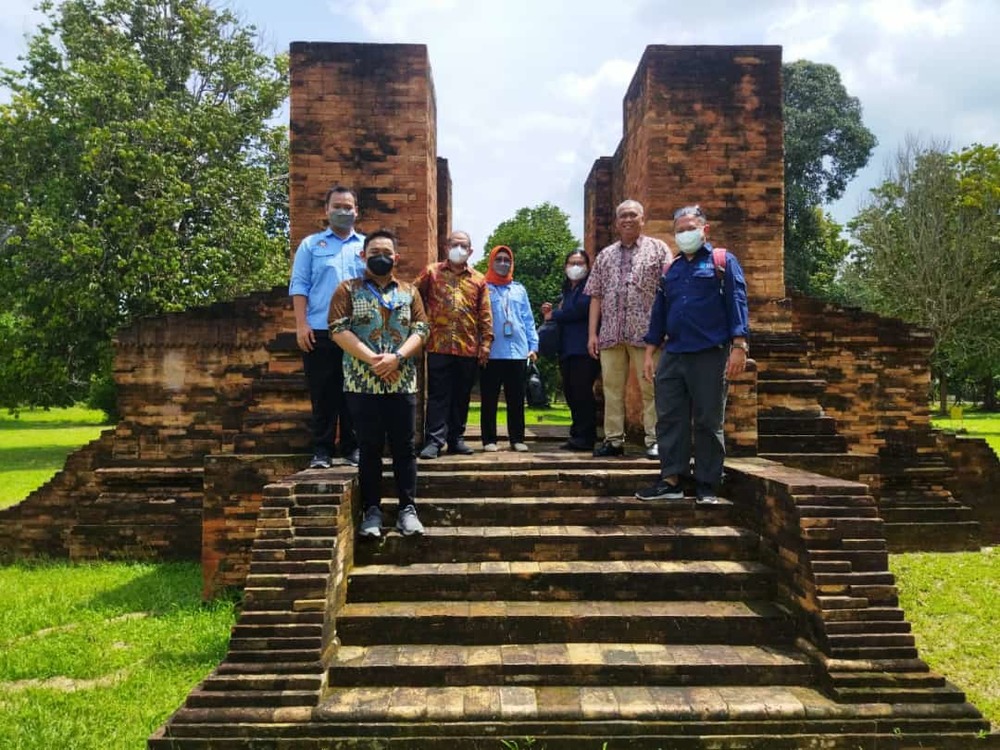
[325,227,362,244]
[364,271,398,288]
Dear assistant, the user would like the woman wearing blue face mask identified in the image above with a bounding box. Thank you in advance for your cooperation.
[541,249,599,451]
[481,245,539,452]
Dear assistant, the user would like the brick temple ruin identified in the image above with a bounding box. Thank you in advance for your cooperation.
[1,43,998,748]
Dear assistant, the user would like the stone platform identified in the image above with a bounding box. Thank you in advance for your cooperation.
[149,447,992,749]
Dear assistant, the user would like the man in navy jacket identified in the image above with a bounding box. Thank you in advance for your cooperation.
[637,205,749,503]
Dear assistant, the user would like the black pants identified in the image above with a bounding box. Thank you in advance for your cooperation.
[655,347,728,490]
[302,332,356,456]
[346,392,417,512]
[480,359,527,445]
[424,353,479,449]
[560,355,600,446]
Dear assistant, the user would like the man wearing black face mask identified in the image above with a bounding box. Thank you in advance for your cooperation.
[329,229,430,538]
[289,185,366,469]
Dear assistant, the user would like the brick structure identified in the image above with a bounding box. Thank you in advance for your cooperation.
[289,42,440,279]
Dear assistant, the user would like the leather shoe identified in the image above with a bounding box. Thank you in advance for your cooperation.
[448,440,475,455]
[418,443,440,460]
[592,441,625,458]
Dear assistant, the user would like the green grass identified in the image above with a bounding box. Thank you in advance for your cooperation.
[0,406,108,509]
[0,561,237,750]
[890,548,1000,729]
[932,410,1000,454]
[468,401,572,427]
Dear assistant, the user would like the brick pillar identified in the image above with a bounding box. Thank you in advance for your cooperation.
[436,157,452,262]
[584,157,614,258]
[289,42,439,279]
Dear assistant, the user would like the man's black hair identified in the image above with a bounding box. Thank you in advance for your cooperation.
[325,185,358,206]
[364,228,397,250]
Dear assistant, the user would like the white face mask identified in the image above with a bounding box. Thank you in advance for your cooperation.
[566,266,587,281]
[448,246,469,264]
[675,227,704,254]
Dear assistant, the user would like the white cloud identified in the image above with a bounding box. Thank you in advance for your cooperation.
[552,59,635,102]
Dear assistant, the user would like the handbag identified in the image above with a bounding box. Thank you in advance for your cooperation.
[524,360,549,408]
[537,319,560,358]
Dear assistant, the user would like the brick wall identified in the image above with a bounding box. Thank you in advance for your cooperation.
[791,295,935,455]
[583,157,614,258]
[436,157,452,261]
[289,42,439,279]
[935,432,1000,542]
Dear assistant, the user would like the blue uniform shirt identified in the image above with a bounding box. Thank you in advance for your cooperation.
[288,228,366,330]
[643,242,749,354]
[487,282,539,360]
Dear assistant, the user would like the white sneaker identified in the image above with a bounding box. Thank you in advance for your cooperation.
[512,442,529,452]
[483,443,498,452]
[395,505,425,536]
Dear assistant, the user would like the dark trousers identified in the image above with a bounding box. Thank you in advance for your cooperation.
[302,332,355,456]
[654,347,728,490]
[424,353,479,449]
[480,359,527,445]
[346,392,417,512]
[560,355,600,446]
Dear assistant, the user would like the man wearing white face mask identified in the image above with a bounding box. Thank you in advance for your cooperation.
[289,185,366,470]
[414,230,494,458]
[637,205,749,504]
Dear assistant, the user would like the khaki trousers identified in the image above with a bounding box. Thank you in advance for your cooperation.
[599,343,656,447]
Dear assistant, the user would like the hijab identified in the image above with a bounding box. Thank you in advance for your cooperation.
[485,245,514,286]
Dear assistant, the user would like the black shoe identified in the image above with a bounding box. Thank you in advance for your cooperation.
[309,451,332,469]
[635,480,685,501]
[448,440,475,455]
[560,440,592,452]
[418,443,440,460]
[592,441,625,457]
[344,448,360,466]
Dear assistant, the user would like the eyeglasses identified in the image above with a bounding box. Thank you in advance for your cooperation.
[673,205,705,220]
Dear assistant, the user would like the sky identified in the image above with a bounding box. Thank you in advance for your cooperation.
[2,0,998,259]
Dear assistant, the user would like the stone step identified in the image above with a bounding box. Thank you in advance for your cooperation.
[93,465,204,489]
[756,379,826,395]
[215,660,324,675]
[352,525,760,565]
[335,600,795,646]
[327,642,814,687]
[200,673,324,692]
[186,689,318,708]
[230,623,323,640]
[757,416,838,435]
[797,505,878,518]
[223,647,323,663]
[248,560,334,575]
[823,620,911,635]
[228,636,323,652]
[758,406,825,419]
[878,506,974,523]
[829,671,945,688]
[883,522,980,552]
[398,467,665,497]
[831,686,966,704]
[410,495,735,527]
[346,559,775,602]
[757,435,847,454]
[828,645,920,660]
[236,611,325,625]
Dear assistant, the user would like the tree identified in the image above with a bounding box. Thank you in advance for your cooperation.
[477,203,580,399]
[847,138,1000,413]
[783,60,877,296]
[0,0,290,410]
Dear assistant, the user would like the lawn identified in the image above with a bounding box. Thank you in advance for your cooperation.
[0,406,108,509]
[932,410,1000,454]
[0,561,237,750]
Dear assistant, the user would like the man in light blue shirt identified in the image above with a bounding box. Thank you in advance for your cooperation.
[289,185,367,468]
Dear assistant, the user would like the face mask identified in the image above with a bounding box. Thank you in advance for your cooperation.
[328,208,355,231]
[448,246,469,264]
[493,259,512,276]
[566,266,587,281]
[366,254,394,276]
[675,227,704,254]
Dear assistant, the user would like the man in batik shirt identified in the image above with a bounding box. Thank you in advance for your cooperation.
[329,229,430,538]
[414,230,493,459]
[585,199,669,459]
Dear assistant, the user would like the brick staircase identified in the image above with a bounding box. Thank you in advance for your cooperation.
[150,451,989,749]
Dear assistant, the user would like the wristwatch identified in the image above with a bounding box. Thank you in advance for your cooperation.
[731,341,749,353]
[395,351,405,364]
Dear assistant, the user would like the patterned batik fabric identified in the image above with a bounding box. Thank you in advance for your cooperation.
[583,235,669,350]
[329,277,430,395]
[413,262,494,357]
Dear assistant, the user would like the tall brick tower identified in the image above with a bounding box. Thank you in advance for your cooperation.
[584,45,787,332]
[289,43,447,278]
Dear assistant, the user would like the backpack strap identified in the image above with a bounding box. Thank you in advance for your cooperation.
[663,247,729,276]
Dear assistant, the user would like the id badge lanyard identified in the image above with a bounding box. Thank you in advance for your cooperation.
[501,287,514,338]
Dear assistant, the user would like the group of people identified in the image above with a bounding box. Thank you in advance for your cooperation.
[289,186,749,538]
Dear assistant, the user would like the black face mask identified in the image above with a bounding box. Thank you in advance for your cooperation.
[367,254,394,276]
